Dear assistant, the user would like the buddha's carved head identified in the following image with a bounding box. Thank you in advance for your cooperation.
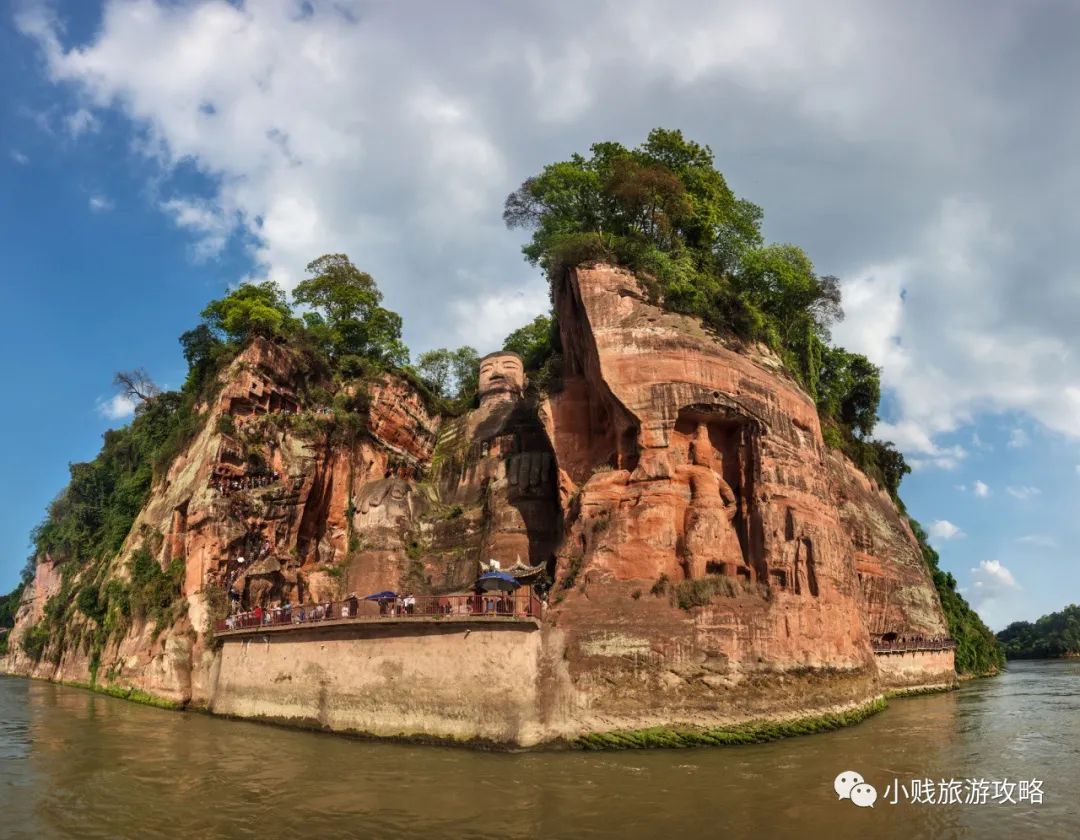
[478,351,525,404]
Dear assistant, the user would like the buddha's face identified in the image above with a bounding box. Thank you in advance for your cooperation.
[478,354,525,399]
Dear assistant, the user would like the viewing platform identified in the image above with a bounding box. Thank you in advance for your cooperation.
[871,635,956,655]
[214,591,543,638]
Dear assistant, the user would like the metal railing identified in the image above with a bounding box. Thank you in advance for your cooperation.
[871,635,957,654]
[214,590,541,634]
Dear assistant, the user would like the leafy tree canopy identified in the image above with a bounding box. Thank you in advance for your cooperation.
[505,127,907,497]
[416,346,480,409]
[998,604,1080,659]
[201,280,297,343]
[293,254,409,370]
[502,315,559,373]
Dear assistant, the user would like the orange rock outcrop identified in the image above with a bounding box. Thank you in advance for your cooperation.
[3,263,954,738]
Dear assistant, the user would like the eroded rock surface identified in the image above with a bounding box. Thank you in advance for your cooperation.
[536,264,951,734]
[3,264,953,741]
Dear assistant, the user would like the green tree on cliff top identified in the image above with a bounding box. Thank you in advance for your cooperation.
[503,129,847,405]
[293,254,410,372]
[503,130,998,672]
[504,128,902,493]
[201,280,297,343]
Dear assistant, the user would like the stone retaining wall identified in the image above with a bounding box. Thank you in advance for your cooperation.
[210,620,545,745]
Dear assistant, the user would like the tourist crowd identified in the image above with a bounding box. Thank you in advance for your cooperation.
[221,592,526,631]
[211,471,282,494]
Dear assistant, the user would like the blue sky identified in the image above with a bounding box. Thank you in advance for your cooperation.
[2,0,1079,630]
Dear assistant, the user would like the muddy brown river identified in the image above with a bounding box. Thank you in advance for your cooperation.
[1,660,1076,839]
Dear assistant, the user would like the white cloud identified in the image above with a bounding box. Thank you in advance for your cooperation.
[10,149,29,165]
[834,196,1080,462]
[1016,534,1057,549]
[1007,428,1030,448]
[65,107,99,137]
[96,393,136,420]
[16,0,1080,411]
[973,480,990,498]
[89,194,113,212]
[160,198,231,260]
[1005,485,1041,500]
[969,559,1020,627]
[971,559,1018,591]
[928,519,965,541]
[15,0,521,353]
[448,282,550,350]
[906,444,966,471]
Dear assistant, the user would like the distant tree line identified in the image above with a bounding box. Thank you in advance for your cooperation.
[998,605,1080,659]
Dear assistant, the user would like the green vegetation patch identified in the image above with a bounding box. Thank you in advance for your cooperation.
[998,603,1080,659]
[95,683,181,710]
[574,697,887,749]
[505,127,909,497]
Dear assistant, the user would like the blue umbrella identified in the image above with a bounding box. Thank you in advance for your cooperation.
[364,590,397,601]
[477,571,520,592]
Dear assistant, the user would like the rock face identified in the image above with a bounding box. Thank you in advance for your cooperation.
[537,265,952,733]
[2,263,954,742]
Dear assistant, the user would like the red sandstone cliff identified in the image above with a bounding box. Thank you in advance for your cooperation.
[2,263,953,738]
[533,265,951,733]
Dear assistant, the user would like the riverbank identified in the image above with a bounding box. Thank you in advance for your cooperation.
[2,662,1071,839]
[2,670,961,751]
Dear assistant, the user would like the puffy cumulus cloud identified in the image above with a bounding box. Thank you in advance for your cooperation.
[972,559,1018,590]
[834,197,1079,459]
[16,0,523,351]
[15,0,1080,424]
[160,197,232,260]
[928,519,965,541]
[973,480,991,498]
[95,392,136,420]
[969,559,1020,628]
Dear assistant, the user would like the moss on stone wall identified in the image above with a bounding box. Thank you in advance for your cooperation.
[573,696,888,749]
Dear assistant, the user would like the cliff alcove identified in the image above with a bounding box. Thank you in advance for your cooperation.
[2,261,964,744]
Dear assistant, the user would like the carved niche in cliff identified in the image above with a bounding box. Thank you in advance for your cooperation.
[354,476,419,531]
[670,407,755,581]
[774,507,820,596]
[432,373,561,576]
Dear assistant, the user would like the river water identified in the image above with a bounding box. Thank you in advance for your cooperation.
[1,661,1076,839]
